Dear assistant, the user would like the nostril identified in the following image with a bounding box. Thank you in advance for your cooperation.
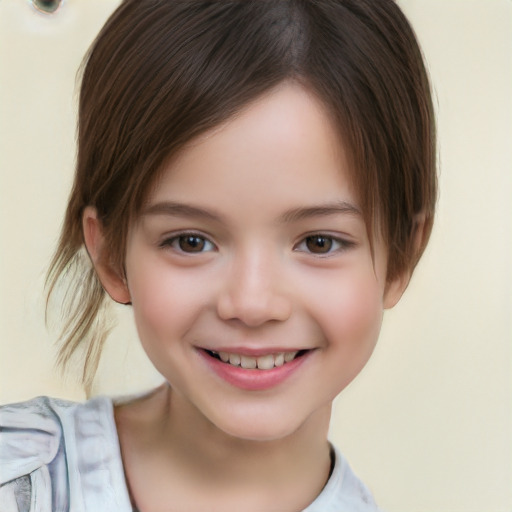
[32,0,63,15]
[217,296,291,327]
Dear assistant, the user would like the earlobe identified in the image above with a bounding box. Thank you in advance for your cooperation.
[82,207,131,305]
[383,213,427,310]
[383,271,410,310]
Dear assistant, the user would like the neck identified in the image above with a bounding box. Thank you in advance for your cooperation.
[116,384,333,512]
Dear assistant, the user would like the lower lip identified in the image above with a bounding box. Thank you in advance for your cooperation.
[199,350,311,391]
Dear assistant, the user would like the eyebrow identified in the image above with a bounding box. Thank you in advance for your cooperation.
[141,200,362,223]
[279,201,362,223]
[141,201,224,222]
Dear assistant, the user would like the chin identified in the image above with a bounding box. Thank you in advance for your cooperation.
[210,408,316,444]
[223,423,300,443]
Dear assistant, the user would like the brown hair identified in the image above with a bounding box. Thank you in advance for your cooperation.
[47,0,436,387]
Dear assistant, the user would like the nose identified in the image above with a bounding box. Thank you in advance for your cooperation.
[216,249,292,327]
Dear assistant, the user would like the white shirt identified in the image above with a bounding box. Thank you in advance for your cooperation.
[0,396,382,512]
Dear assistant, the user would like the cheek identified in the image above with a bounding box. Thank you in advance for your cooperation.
[315,272,385,354]
[125,257,199,349]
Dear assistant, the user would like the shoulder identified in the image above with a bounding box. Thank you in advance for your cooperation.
[304,445,384,512]
[0,395,114,481]
[0,395,130,511]
[1,397,79,480]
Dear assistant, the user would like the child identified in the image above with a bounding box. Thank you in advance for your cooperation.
[0,0,436,510]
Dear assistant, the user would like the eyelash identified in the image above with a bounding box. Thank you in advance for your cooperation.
[159,232,354,256]
[159,232,216,254]
[293,234,355,256]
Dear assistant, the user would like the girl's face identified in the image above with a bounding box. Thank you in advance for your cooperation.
[120,84,406,441]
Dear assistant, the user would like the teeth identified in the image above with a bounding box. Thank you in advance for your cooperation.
[229,353,241,366]
[212,350,300,370]
[284,352,297,363]
[256,354,274,370]
[240,355,257,369]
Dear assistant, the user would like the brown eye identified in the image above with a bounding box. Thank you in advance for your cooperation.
[160,233,215,254]
[178,235,207,252]
[305,235,333,254]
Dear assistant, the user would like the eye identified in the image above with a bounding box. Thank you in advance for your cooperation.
[295,234,352,255]
[161,233,215,254]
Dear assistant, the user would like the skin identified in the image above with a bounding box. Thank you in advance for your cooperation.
[83,83,409,511]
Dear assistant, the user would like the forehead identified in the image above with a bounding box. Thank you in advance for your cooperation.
[147,84,359,213]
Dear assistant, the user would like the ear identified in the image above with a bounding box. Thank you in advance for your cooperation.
[383,271,410,309]
[82,206,131,305]
[383,213,427,310]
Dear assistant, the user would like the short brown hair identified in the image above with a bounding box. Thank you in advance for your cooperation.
[47,0,436,387]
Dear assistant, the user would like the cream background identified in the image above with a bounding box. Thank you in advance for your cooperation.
[0,0,511,510]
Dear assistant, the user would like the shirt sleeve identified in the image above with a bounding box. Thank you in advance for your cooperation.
[0,397,64,511]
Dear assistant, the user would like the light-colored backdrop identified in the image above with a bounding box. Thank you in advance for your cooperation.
[1,1,510,510]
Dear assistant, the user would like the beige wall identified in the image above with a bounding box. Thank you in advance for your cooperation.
[1,1,510,510]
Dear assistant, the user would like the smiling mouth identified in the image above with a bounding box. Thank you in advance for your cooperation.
[204,350,309,370]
